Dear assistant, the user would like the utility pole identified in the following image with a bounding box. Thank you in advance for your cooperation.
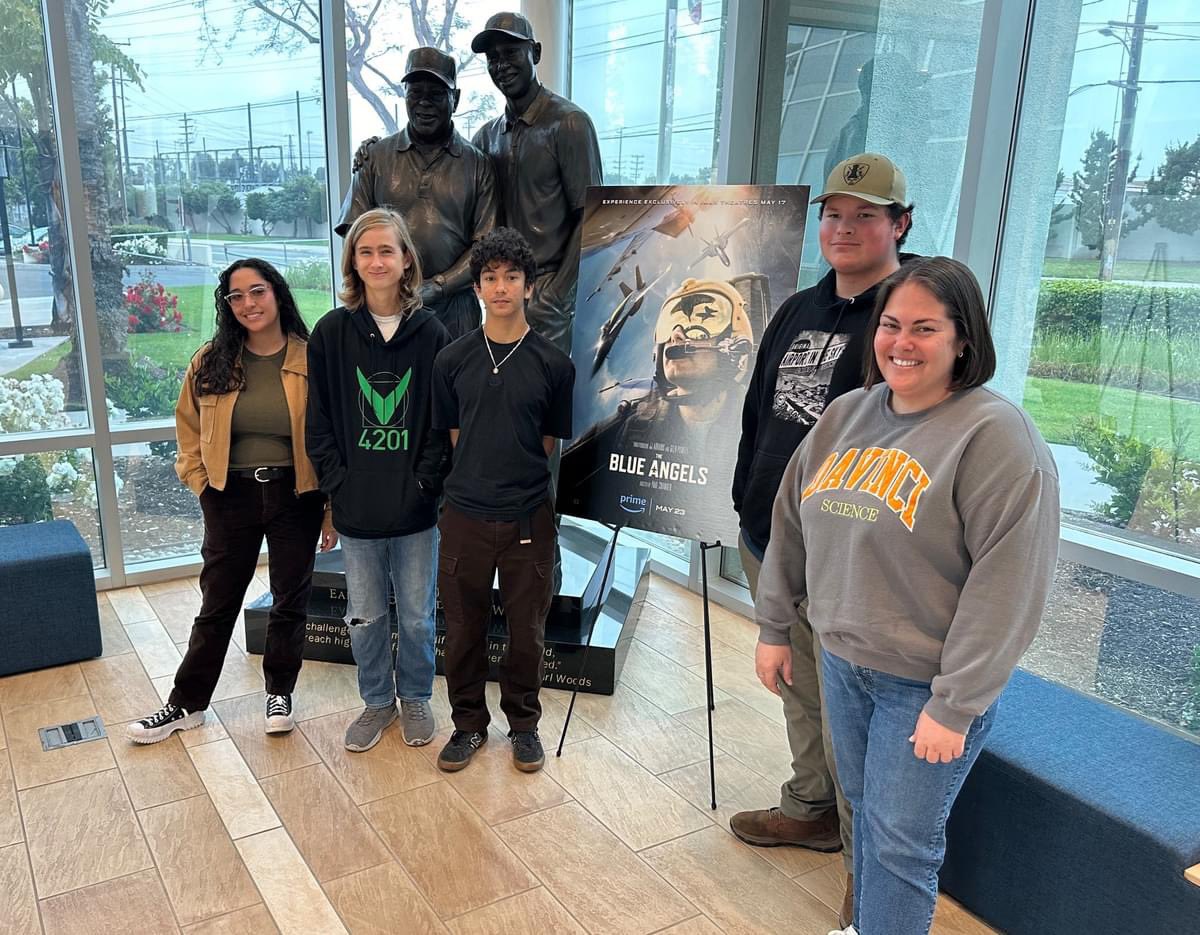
[296,90,304,172]
[656,0,679,184]
[1099,2,1154,281]
[118,74,132,185]
[287,134,295,173]
[616,126,624,183]
[110,69,129,221]
[630,153,645,184]
[179,113,194,180]
[246,102,256,184]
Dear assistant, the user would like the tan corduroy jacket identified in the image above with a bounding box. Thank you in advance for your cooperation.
[175,334,320,496]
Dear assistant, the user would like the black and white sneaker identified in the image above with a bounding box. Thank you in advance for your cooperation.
[436,730,487,772]
[126,703,205,744]
[265,693,294,734]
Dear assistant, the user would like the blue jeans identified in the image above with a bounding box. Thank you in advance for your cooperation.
[821,650,995,935]
[340,528,438,707]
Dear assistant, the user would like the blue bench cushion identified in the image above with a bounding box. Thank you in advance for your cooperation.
[942,668,1200,935]
[0,520,101,677]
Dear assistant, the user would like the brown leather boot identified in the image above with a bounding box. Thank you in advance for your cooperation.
[728,806,842,852]
[839,873,854,928]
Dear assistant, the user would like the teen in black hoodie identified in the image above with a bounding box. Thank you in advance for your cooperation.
[306,208,451,754]
[728,153,917,932]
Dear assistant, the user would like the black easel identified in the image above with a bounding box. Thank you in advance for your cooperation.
[698,540,721,810]
[556,523,622,756]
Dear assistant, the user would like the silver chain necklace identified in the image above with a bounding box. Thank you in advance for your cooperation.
[483,326,530,375]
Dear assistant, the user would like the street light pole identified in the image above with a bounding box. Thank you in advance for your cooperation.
[1099,2,1152,281]
[0,142,33,349]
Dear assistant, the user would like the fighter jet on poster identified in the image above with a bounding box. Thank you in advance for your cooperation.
[585,230,653,302]
[592,264,672,375]
[687,216,750,270]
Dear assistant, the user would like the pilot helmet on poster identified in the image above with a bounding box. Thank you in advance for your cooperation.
[652,278,754,391]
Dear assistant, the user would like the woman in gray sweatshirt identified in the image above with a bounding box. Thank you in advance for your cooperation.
[755,257,1060,935]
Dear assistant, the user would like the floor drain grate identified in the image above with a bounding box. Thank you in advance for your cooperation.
[39,716,107,751]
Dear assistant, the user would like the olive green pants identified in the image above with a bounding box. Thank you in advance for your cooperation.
[739,531,852,867]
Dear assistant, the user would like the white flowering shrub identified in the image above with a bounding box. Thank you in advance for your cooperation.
[0,374,72,434]
[114,234,167,264]
[0,376,97,519]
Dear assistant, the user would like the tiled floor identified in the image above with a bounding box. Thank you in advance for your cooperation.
[0,573,997,934]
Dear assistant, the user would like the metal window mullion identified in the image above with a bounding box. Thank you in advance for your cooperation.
[0,429,97,458]
[716,0,766,184]
[951,0,1036,301]
[109,423,178,446]
[320,0,350,283]
[40,0,126,584]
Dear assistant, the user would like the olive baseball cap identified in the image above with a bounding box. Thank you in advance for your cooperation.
[471,12,536,53]
[811,153,910,207]
[402,47,457,89]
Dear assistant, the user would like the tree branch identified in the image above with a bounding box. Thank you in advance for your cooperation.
[250,0,318,44]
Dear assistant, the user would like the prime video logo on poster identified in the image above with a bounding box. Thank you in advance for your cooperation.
[619,494,648,514]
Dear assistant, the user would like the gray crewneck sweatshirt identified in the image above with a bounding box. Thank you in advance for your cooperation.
[756,384,1060,733]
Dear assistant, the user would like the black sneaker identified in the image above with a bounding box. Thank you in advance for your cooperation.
[265,693,294,734]
[436,730,487,772]
[509,730,545,773]
[126,703,205,744]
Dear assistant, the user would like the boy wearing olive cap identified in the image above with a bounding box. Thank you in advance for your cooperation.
[730,153,918,932]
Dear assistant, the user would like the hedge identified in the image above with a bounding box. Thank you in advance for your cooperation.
[1035,278,1200,339]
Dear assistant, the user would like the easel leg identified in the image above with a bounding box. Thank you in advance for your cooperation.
[700,541,720,811]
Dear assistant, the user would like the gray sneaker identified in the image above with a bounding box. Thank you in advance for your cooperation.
[344,703,397,752]
[399,699,435,746]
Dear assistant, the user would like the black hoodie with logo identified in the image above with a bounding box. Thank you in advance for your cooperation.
[732,255,918,553]
[306,305,450,539]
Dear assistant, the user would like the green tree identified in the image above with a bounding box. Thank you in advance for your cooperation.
[0,0,141,402]
[1070,130,1116,253]
[218,151,247,182]
[266,173,326,238]
[181,179,241,234]
[1129,136,1200,237]
[244,189,275,236]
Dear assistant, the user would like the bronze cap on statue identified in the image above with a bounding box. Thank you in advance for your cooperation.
[471,11,536,53]
[402,47,457,89]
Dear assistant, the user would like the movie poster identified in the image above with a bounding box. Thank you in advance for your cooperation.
[559,184,809,543]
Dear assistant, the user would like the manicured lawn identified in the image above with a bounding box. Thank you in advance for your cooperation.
[1023,376,1200,459]
[189,232,324,244]
[5,285,334,378]
[1041,257,1200,284]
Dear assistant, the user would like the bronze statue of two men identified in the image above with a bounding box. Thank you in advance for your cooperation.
[338,12,604,353]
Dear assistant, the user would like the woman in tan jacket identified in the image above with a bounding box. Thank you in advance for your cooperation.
[128,259,335,744]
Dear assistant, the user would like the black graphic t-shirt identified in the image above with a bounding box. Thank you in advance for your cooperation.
[306,305,450,538]
[771,330,853,428]
[733,256,920,552]
[433,328,574,520]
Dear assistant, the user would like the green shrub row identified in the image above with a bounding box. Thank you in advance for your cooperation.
[1035,279,1200,338]
[1027,360,1200,400]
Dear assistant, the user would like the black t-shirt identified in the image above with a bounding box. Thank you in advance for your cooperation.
[433,327,575,519]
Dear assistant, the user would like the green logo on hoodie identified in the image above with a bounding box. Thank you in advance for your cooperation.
[356,366,411,451]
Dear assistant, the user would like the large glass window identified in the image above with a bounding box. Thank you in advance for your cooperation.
[758,1,986,285]
[992,0,1198,737]
[571,0,726,186]
[71,1,335,427]
[341,1,508,147]
[0,0,87,431]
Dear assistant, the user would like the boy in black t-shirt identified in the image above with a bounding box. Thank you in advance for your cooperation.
[432,227,575,773]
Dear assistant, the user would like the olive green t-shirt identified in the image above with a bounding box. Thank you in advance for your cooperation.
[228,346,293,469]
